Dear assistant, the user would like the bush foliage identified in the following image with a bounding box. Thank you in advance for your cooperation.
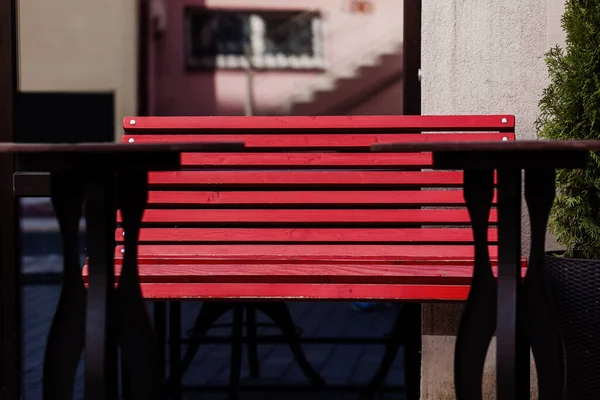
[536,0,600,259]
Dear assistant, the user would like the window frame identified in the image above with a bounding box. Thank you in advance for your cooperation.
[184,7,325,71]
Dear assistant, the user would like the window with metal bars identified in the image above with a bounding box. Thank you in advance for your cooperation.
[185,8,324,70]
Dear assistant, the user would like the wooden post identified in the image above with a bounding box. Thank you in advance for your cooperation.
[402,2,421,400]
[0,0,21,398]
[402,0,421,116]
[138,0,150,116]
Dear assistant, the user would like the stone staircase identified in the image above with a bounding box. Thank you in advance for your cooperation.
[280,40,403,116]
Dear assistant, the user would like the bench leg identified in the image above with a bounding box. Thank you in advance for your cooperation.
[255,302,326,387]
[403,304,422,400]
[167,301,232,397]
[229,305,244,400]
[367,305,403,393]
[168,302,181,400]
[246,305,261,378]
[365,304,420,400]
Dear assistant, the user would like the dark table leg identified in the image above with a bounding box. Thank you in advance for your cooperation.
[456,167,567,399]
[454,169,497,400]
[116,170,161,400]
[84,172,119,400]
[496,169,529,399]
[43,172,86,399]
[523,169,566,399]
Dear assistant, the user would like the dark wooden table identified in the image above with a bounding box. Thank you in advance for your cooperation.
[372,140,600,400]
[4,142,244,400]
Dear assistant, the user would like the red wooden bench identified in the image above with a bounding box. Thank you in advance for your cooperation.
[83,115,526,399]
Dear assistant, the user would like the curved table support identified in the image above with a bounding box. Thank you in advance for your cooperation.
[116,171,161,400]
[454,167,567,400]
[454,169,496,400]
[376,142,589,400]
[84,173,119,400]
[12,143,238,400]
[496,169,529,399]
[43,173,86,399]
[524,169,566,399]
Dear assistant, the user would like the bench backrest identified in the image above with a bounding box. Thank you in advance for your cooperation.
[118,115,515,263]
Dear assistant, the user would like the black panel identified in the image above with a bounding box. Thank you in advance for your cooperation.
[15,92,114,143]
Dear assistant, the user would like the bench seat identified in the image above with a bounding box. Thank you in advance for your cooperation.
[81,114,525,302]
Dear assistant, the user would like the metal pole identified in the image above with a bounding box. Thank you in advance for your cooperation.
[402,0,421,116]
[0,0,21,398]
[244,42,255,116]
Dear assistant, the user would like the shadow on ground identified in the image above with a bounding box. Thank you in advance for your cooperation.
[22,273,405,400]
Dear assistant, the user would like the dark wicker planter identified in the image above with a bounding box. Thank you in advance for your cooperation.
[545,252,600,399]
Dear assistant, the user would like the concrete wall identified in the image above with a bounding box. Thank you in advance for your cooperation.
[420,0,566,398]
[17,0,138,141]
[150,0,403,116]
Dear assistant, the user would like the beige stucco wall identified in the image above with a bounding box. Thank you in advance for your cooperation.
[17,0,138,141]
[421,0,566,398]
[548,0,567,49]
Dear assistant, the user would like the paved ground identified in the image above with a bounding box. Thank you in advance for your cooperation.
[19,201,406,399]
[21,261,405,400]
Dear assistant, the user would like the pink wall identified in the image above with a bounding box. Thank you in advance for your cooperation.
[148,0,404,116]
[348,78,403,115]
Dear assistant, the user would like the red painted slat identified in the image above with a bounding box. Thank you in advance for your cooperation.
[115,227,498,243]
[116,244,495,261]
[118,209,499,224]
[148,171,464,186]
[113,257,527,268]
[123,115,515,132]
[82,278,471,301]
[110,256,526,271]
[146,190,496,206]
[94,264,470,283]
[135,283,471,301]
[123,133,515,147]
[179,152,433,167]
[83,263,526,285]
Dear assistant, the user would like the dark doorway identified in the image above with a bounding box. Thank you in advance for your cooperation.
[15,92,114,143]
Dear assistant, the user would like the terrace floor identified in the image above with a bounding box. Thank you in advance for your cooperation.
[19,199,407,400]
[22,257,406,400]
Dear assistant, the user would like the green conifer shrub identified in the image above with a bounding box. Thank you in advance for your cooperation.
[536,0,600,259]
